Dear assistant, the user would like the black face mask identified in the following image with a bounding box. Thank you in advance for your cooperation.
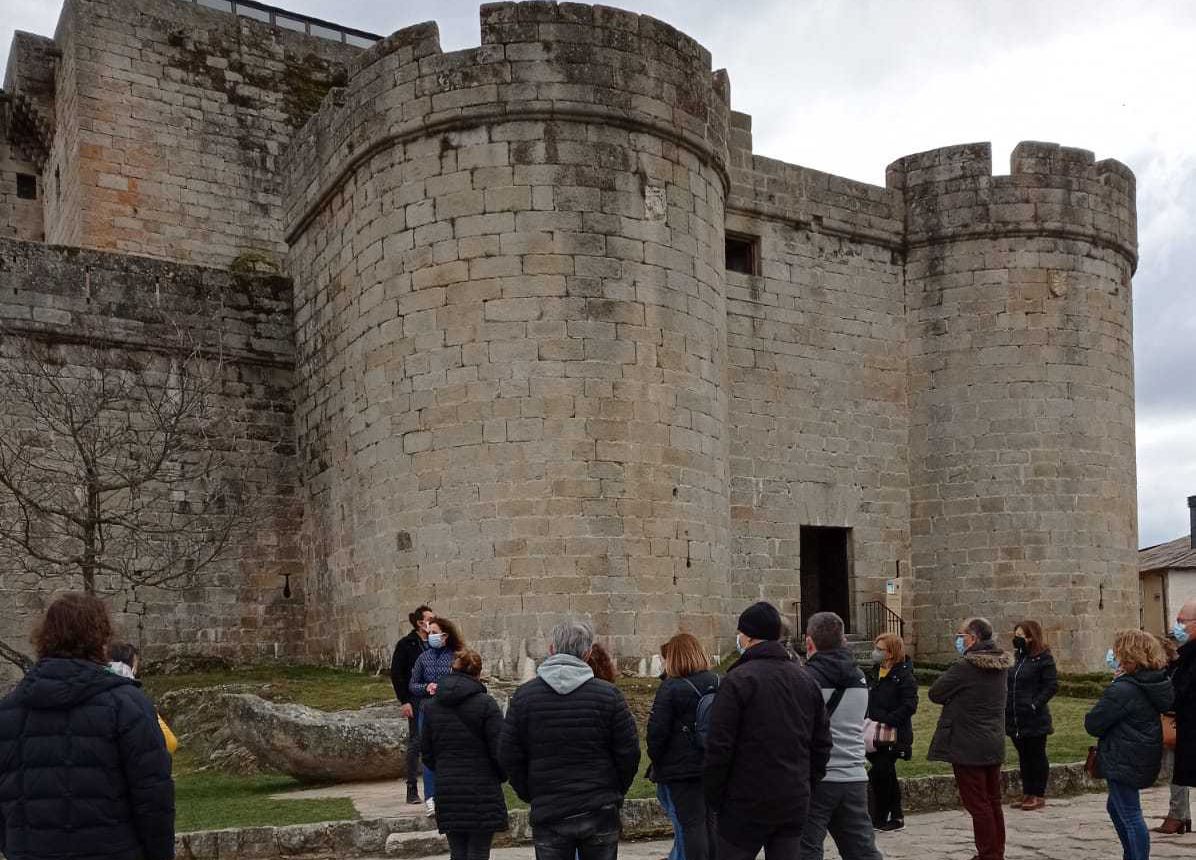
[1013,636,1028,653]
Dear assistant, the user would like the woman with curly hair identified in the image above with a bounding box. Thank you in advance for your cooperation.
[1086,629,1174,860]
[0,593,174,860]
[410,615,466,818]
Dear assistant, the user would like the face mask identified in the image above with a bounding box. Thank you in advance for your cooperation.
[428,633,446,649]
[954,635,967,655]
[1173,622,1191,645]
[871,649,886,665]
[1105,648,1120,673]
[1012,636,1027,653]
[735,633,747,655]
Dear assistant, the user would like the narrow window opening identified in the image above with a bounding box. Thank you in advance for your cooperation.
[54,166,61,202]
[725,233,758,275]
[16,174,37,200]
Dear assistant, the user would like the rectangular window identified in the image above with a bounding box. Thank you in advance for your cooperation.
[725,233,758,275]
[16,173,38,200]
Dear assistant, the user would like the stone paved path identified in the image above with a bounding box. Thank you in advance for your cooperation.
[369,786,1194,859]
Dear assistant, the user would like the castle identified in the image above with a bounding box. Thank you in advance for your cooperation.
[0,0,1140,674]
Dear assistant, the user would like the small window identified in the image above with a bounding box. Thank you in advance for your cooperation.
[54,166,61,201]
[725,233,758,275]
[16,174,37,200]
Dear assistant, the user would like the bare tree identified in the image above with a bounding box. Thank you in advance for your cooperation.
[0,317,251,670]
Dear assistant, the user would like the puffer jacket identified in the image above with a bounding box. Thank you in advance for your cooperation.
[1006,648,1058,738]
[1085,668,1174,788]
[420,672,508,834]
[804,647,869,782]
[498,654,640,826]
[646,669,720,783]
[867,657,918,756]
[0,658,175,860]
[928,641,1012,766]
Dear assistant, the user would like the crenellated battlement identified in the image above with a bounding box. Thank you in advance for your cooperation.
[282,1,732,243]
[887,141,1138,270]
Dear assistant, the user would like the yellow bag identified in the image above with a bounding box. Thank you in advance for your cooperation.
[158,713,178,755]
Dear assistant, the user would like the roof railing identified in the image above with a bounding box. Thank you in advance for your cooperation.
[186,0,382,47]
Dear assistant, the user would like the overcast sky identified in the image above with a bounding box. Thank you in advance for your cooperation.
[3,0,1193,546]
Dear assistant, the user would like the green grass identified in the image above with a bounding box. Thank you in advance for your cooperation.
[144,664,393,711]
[172,749,356,833]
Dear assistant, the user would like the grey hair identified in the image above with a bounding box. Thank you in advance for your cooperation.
[550,619,594,659]
[964,617,994,642]
[806,611,845,651]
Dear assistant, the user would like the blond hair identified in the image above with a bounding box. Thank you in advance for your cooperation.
[874,632,905,664]
[662,633,710,678]
[1113,629,1166,672]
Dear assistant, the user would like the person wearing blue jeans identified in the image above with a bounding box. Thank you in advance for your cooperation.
[1085,630,1174,860]
[410,616,464,818]
[655,784,684,860]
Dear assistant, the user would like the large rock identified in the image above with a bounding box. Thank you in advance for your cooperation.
[227,694,409,783]
[158,684,266,774]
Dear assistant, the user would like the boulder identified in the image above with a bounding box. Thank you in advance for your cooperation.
[227,694,409,783]
[157,684,265,774]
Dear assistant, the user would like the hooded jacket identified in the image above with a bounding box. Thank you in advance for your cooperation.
[1006,647,1058,738]
[804,647,869,782]
[0,658,175,860]
[1172,639,1196,787]
[420,672,508,834]
[928,641,1013,766]
[498,654,640,826]
[1085,668,1174,788]
[702,641,832,845]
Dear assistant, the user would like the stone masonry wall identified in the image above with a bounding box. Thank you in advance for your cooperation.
[284,3,732,671]
[41,0,360,268]
[0,238,302,678]
[0,130,44,241]
[893,142,1138,669]
[722,110,910,633]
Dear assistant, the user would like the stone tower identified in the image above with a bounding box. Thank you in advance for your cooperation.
[283,4,734,674]
[890,142,1139,667]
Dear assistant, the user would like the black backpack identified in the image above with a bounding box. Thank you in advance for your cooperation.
[679,675,720,750]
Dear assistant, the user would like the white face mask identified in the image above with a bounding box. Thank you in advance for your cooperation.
[735,633,747,655]
[428,633,446,649]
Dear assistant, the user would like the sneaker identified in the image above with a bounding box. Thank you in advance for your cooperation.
[878,820,905,832]
[406,785,420,805]
[425,798,436,818]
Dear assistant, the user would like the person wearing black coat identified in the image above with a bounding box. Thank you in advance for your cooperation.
[392,604,433,805]
[420,651,508,860]
[1172,601,1196,790]
[0,593,174,860]
[499,620,640,860]
[866,634,918,830]
[1085,629,1175,860]
[702,602,832,860]
[647,633,720,860]
[1005,621,1058,812]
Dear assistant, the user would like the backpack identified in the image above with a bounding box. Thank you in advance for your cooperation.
[680,675,720,750]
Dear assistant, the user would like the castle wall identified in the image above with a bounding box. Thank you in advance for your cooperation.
[284,3,733,671]
[0,131,44,241]
[40,0,360,268]
[892,142,1138,669]
[0,237,302,674]
[722,111,911,632]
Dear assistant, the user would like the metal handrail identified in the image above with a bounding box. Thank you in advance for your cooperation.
[186,0,382,46]
[860,600,904,640]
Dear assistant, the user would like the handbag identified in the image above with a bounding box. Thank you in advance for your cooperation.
[862,717,897,754]
[1162,713,1177,750]
[1084,745,1100,779]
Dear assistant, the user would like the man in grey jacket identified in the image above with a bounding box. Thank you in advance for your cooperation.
[799,612,884,860]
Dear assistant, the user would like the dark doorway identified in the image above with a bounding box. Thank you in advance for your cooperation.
[799,526,852,633]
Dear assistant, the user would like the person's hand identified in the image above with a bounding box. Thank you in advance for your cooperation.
[1113,668,1125,679]
[427,682,438,696]
[400,703,413,719]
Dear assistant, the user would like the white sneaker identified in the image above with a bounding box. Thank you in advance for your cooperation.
[425,797,436,818]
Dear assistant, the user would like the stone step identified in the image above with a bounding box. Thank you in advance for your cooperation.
[385,831,448,857]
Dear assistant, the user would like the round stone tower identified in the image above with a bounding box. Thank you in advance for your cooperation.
[889,141,1138,670]
[283,3,731,672]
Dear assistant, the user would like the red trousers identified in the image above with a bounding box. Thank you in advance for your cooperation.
[953,764,1005,860]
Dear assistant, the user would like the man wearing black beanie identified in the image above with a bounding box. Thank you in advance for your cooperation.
[703,602,833,860]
